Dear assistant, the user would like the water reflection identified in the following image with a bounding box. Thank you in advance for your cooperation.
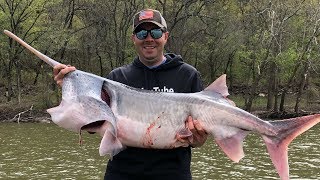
[0,123,106,179]
[0,123,319,179]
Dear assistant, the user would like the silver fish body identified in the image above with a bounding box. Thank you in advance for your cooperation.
[103,77,275,149]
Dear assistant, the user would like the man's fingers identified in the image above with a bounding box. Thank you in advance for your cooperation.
[182,116,208,147]
[187,116,207,136]
[56,80,63,87]
[53,64,76,86]
[53,64,67,76]
[193,120,207,136]
[176,134,188,143]
[187,116,195,131]
[188,135,194,144]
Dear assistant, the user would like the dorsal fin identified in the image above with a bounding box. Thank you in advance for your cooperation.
[204,74,229,97]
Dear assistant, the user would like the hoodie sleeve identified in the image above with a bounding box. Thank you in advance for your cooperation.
[191,71,204,93]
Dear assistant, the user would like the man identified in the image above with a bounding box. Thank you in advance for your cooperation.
[53,9,207,180]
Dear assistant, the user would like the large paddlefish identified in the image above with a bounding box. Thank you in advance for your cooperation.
[4,30,319,180]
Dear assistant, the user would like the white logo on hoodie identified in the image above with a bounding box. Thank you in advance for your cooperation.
[141,86,174,93]
[152,86,174,93]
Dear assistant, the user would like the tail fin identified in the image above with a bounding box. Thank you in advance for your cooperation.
[262,114,320,180]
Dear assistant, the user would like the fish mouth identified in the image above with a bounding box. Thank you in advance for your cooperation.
[81,120,106,133]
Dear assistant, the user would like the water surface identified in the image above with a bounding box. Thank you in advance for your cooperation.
[0,122,319,179]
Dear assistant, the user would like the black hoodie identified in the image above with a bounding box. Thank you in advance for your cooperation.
[105,53,203,179]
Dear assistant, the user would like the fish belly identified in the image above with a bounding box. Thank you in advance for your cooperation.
[115,115,187,148]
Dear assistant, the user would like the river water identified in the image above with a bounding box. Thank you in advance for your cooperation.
[0,122,319,179]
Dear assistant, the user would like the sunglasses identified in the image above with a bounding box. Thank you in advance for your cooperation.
[135,29,164,40]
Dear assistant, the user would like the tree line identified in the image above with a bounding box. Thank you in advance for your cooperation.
[0,0,319,114]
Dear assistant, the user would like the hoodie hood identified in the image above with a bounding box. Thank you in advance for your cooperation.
[130,53,184,90]
[107,52,202,93]
[132,53,184,70]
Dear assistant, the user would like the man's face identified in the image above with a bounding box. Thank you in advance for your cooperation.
[132,22,168,66]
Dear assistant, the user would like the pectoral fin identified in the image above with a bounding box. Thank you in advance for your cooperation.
[99,124,124,158]
[215,129,250,163]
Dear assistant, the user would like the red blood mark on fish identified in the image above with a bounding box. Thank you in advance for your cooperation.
[143,122,155,147]
[142,114,163,147]
[148,122,156,130]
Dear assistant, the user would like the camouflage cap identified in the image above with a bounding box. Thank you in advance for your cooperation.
[133,9,167,32]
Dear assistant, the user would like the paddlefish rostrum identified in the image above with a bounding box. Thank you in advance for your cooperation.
[4,30,319,180]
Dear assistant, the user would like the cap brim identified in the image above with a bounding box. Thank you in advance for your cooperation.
[134,20,165,31]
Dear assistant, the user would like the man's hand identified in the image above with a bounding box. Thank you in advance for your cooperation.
[177,116,208,147]
[53,64,76,86]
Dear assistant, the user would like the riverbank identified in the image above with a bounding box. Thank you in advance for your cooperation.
[0,100,51,123]
[0,109,51,123]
